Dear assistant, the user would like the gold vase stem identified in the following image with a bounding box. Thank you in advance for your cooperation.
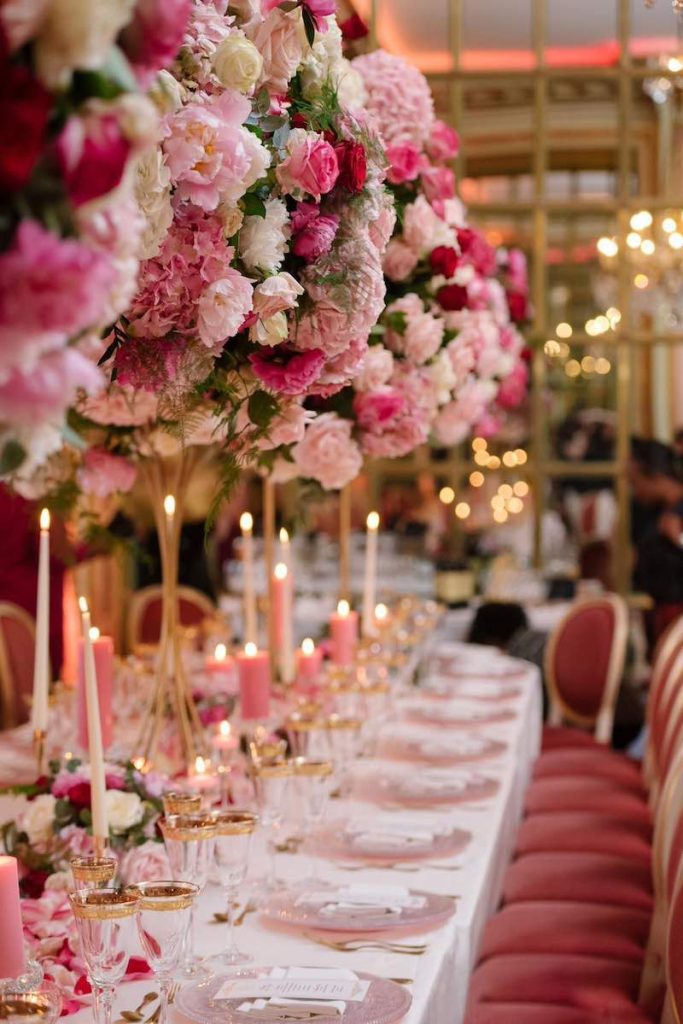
[339,484,352,603]
[263,477,276,670]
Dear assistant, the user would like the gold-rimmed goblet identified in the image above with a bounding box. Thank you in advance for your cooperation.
[252,761,293,893]
[127,881,198,1023]
[292,758,333,885]
[206,811,258,968]
[325,715,362,797]
[68,888,139,1024]
[159,814,216,979]
[284,713,329,760]
[161,792,201,816]
[69,856,118,891]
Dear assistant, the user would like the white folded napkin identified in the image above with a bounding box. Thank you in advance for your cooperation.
[301,883,425,917]
[236,968,358,1019]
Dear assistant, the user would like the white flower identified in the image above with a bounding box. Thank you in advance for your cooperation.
[149,70,186,115]
[429,350,457,406]
[240,198,290,274]
[336,61,367,111]
[253,272,303,318]
[34,0,136,87]
[213,33,263,93]
[106,790,144,833]
[250,311,288,346]
[135,149,173,260]
[299,24,366,110]
[19,794,56,846]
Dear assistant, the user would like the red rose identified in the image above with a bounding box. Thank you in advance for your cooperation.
[68,782,92,809]
[339,13,368,39]
[430,246,460,278]
[457,227,496,276]
[290,113,308,129]
[0,35,51,193]
[334,141,367,193]
[506,291,528,323]
[436,283,469,311]
[456,227,475,254]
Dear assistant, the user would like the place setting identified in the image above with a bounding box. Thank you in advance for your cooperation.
[349,763,500,808]
[398,700,517,729]
[376,727,509,765]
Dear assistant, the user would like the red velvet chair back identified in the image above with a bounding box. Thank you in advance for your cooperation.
[127,585,216,650]
[544,594,628,742]
[649,620,683,758]
[657,652,683,784]
[666,869,683,1023]
[0,602,37,729]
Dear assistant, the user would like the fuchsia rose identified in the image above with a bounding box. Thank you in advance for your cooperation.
[353,387,405,431]
[276,129,339,201]
[420,164,456,202]
[457,228,497,276]
[386,142,421,185]
[120,0,192,85]
[77,449,137,497]
[383,239,419,282]
[250,345,325,395]
[507,291,529,323]
[496,361,528,409]
[292,413,363,490]
[197,271,254,348]
[291,204,339,262]
[57,112,132,208]
[0,348,102,425]
[302,0,337,30]
[426,120,460,162]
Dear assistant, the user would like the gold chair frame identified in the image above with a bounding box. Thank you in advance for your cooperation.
[0,601,36,730]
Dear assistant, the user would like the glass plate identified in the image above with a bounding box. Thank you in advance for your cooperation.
[261,887,456,933]
[357,771,499,807]
[402,703,516,728]
[309,819,471,861]
[177,969,412,1024]
[422,680,521,702]
[378,732,507,765]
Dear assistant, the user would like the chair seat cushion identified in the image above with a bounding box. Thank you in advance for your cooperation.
[542,725,604,751]
[515,813,652,863]
[465,1000,653,1024]
[534,749,644,793]
[525,778,651,825]
[502,852,653,911]
[477,901,651,964]
[467,953,642,1013]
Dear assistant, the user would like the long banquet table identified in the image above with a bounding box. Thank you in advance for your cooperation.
[54,640,538,1024]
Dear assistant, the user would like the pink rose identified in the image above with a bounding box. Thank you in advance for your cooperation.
[260,403,314,449]
[386,142,421,185]
[353,346,394,391]
[402,312,444,364]
[57,824,95,860]
[120,0,192,85]
[57,114,131,208]
[0,348,102,425]
[197,271,254,348]
[496,362,528,409]
[254,273,304,318]
[383,239,419,282]
[420,164,456,202]
[292,413,363,490]
[276,129,339,200]
[77,449,137,498]
[353,388,405,431]
[433,379,497,444]
[402,195,440,254]
[249,345,326,395]
[291,204,339,262]
[119,841,171,885]
[368,204,397,252]
[426,120,459,163]
[248,9,304,94]
[302,0,336,30]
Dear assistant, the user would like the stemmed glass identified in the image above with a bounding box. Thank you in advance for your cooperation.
[206,811,258,968]
[159,814,217,978]
[70,856,117,890]
[325,716,362,797]
[128,881,198,1023]
[252,761,293,892]
[292,759,333,885]
[68,888,140,1024]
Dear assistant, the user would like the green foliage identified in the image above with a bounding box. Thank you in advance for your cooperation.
[0,439,26,475]
[242,193,267,218]
[248,390,279,428]
[302,7,316,46]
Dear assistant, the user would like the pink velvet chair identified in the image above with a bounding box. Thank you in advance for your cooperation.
[0,601,37,729]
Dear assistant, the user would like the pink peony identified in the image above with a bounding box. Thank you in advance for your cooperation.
[353,345,394,391]
[420,164,456,202]
[386,142,421,185]
[426,120,460,163]
[76,449,137,497]
[353,388,405,431]
[197,271,254,348]
[383,239,419,282]
[496,361,528,409]
[79,386,158,426]
[0,348,102,425]
[352,50,434,147]
[291,205,339,262]
[253,273,304,318]
[260,403,314,449]
[276,129,339,201]
[163,91,254,211]
[402,195,440,255]
[120,0,192,85]
[249,345,325,395]
[292,413,363,490]
[57,114,131,208]
[248,9,304,95]
[119,841,171,885]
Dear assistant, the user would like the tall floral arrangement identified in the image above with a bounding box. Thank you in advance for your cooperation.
[0,0,192,488]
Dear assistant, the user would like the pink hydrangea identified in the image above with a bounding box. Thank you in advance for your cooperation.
[76,449,137,497]
[0,348,102,425]
[426,120,460,163]
[292,413,363,490]
[120,0,192,85]
[276,129,339,201]
[352,50,434,147]
[249,345,326,395]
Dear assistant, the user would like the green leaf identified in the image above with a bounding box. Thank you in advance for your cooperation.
[248,390,279,429]
[243,193,267,218]
[302,7,316,47]
[384,311,407,334]
[0,439,26,475]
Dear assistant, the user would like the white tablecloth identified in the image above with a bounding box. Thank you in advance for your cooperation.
[52,644,540,1024]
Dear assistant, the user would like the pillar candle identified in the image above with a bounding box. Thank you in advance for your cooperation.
[361,511,380,637]
[78,598,109,849]
[0,856,26,980]
[329,600,359,667]
[211,719,239,758]
[205,642,235,682]
[237,642,271,720]
[77,628,114,752]
[272,562,294,684]
[239,512,257,646]
[296,637,323,688]
[31,508,50,735]
[187,755,217,803]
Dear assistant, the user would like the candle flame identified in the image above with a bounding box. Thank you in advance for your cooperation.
[374,602,388,621]
[40,508,50,530]
[214,642,227,661]
[274,562,288,580]
[337,599,350,616]
[302,637,315,655]
[89,626,100,641]
[219,720,231,737]
[279,527,289,543]
[194,755,207,774]
[163,494,175,517]
[78,596,89,614]
[245,641,258,657]
[240,511,253,532]
[366,511,380,530]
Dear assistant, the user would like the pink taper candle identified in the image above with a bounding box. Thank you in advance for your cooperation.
[272,562,294,684]
[237,642,271,720]
[329,600,359,667]
[0,856,26,980]
[77,628,114,752]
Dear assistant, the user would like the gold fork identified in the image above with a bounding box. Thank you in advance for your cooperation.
[304,932,428,954]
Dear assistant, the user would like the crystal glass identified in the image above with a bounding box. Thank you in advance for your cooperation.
[292,759,332,885]
[162,792,202,815]
[159,814,216,979]
[325,715,362,797]
[284,713,329,760]
[68,888,139,1024]
[70,857,117,890]
[206,811,258,968]
[0,983,61,1024]
[252,761,293,892]
[128,881,198,1023]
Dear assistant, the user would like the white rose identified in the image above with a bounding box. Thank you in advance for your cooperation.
[253,273,304,319]
[111,95,158,146]
[240,198,290,274]
[149,70,186,115]
[220,205,244,238]
[106,790,144,833]
[336,61,367,111]
[34,0,135,87]
[250,311,289,346]
[135,149,173,260]
[19,794,56,846]
[213,34,263,93]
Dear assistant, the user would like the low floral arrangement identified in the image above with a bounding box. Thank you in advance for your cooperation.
[1,757,169,898]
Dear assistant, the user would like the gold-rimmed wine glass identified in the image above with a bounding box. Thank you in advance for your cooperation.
[68,888,139,1024]
[325,715,362,797]
[159,814,216,978]
[206,811,258,968]
[292,758,333,885]
[69,856,118,890]
[252,761,293,892]
[162,792,202,816]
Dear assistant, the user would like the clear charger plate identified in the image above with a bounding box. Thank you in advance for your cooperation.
[309,818,471,861]
[358,771,499,807]
[176,968,412,1024]
[261,887,456,932]
[377,732,507,765]
[421,680,521,702]
[402,703,516,728]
